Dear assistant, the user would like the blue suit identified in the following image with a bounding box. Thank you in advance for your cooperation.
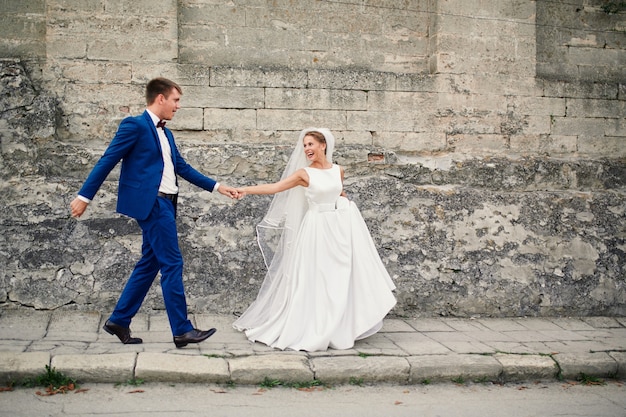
[78,111,217,335]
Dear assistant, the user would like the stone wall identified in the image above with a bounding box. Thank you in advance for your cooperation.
[537,0,626,82]
[0,0,625,317]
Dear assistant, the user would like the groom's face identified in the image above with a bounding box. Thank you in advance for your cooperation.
[158,87,181,121]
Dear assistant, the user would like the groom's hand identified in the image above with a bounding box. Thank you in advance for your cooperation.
[70,197,88,218]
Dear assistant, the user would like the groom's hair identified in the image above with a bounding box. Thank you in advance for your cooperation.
[304,131,327,154]
[146,77,182,105]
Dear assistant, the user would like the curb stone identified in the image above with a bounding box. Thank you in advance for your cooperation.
[495,353,559,381]
[555,352,620,380]
[407,354,502,383]
[608,352,626,379]
[0,352,50,382]
[229,354,313,385]
[51,353,136,383]
[136,352,230,383]
[312,356,410,384]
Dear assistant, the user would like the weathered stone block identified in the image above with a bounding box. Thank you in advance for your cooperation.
[203,108,257,130]
[605,118,626,137]
[524,115,552,135]
[567,98,625,119]
[551,117,608,137]
[447,134,508,154]
[334,130,373,146]
[3,0,45,14]
[0,14,45,41]
[169,107,203,131]
[89,36,177,62]
[210,66,308,88]
[472,74,543,96]
[570,47,621,67]
[104,0,174,15]
[179,4,245,26]
[373,131,446,152]
[257,109,346,131]
[512,96,566,117]
[266,88,367,111]
[367,90,435,112]
[308,69,397,91]
[543,79,618,100]
[578,136,626,157]
[509,134,577,154]
[347,110,423,132]
[61,62,133,84]
[437,92,506,112]
[47,0,109,13]
[395,73,437,93]
[46,35,88,60]
[183,86,264,109]
[245,6,383,34]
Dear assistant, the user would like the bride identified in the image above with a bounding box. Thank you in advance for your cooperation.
[233,128,396,351]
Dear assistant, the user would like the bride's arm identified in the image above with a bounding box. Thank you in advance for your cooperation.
[340,166,347,197]
[239,168,309,196]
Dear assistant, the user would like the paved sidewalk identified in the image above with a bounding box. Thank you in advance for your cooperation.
[0,309,624,386]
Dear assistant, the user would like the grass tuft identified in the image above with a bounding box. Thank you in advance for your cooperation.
[259,377,327,390]
[115,378,144,387]
[577,373,606,386]
[21,365,79,395]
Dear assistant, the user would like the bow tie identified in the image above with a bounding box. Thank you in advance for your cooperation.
[156,120,166,129]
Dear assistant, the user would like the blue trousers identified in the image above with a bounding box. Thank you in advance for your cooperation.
[108,197,193,336]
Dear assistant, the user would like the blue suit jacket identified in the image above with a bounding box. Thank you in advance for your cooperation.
[78,111,217,221]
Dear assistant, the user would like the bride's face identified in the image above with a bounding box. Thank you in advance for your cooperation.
[303,135,327,162]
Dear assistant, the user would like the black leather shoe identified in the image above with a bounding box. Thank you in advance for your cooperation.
[173,328,216,348]
[103,320,143,344]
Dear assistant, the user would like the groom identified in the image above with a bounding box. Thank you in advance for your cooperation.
[70,77,238,348]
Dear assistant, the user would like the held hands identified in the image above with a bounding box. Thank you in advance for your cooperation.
[218,185,244,200]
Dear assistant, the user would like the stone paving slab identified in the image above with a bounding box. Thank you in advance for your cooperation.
[0,310,624,386]
[0,311,51,340]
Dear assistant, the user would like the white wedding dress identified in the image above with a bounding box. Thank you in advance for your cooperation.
[233,164,396,351]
